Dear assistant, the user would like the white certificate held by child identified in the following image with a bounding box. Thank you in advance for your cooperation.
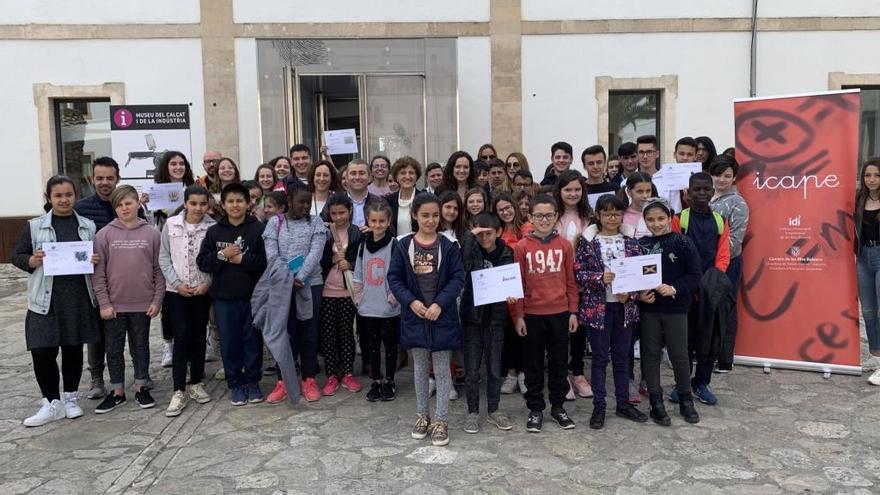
[609,253,662,294]
[41,241,95,276]
[472,262,524,306]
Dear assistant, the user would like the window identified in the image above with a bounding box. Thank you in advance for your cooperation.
[608,90,661,154]
[843,85,880,164]
[53,99,111,197]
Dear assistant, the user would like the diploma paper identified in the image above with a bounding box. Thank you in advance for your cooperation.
[472,262,524,307]
[145,183,184,211]
[588,193,606,210]
[652,162,702,193]
[609,254,662,294]
[323,128,359,155]
[41,241,94,277]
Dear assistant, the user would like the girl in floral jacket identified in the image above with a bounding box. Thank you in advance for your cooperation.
[574,194,645,429]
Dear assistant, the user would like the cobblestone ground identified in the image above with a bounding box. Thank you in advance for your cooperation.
[0,264,878,494]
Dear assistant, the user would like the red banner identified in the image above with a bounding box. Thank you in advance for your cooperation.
[734,91,861,371]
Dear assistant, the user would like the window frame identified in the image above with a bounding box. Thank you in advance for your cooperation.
[52,98,110,176]
[607,89,662,156]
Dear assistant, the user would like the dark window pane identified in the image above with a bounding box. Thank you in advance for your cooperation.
[608,91,660,154]
[857,88,880,164]
[54,99,111,198]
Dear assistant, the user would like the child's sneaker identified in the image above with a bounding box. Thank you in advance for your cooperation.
[550,407,575,429]
[247,383,264,403]
[868,368,880,385]
[411,414,431,439]
[341,374,362,393]
[95,393,126,414]
[23,398,65,427]
[188,383,211,404]
[517,372,527,393]
[431,421,450,446]
[62,391,83,419]
[694,384,718,405]
[135,389,156,409]
[302,378,321,402]
[366,381,382,402]
[165,390,187,417]
[500,373,518,394]
[571,374,593,398]
[230,386,247,406]
[266,381,287,404]
[463,413,479,434]
[322,376,339,396]
[381,381,396,401]
[526,411,543,433]
[487,411,513,431]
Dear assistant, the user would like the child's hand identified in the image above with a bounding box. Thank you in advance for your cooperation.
[140,192,150,205]
[146,304,160,318]
[228,253,243,265]
[470,226,494,236]
[177,284,194,297]
[192,283,210,296]
[410,300,427,319]
[505,296,518,305]
[514,318,527,337]
[100,306,116,320]
[90,254,100,265]
[29,249,45,269]
[656,284,676,297]
[424,303,442,321]
[603,271,615,284]
[359,225,372,234]
[616,293,629,304]
[568,314,578,333]
[387,293,398,306]
[221,245,242,259]
[337,259,351,271]
[639,290,656,304]
[293,278,304,289]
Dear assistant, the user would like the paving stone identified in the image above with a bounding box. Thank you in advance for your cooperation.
[630,459,681,486]
[688,464,759,480]
[823,466,873,487]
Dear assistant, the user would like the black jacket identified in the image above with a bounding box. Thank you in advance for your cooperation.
[638,232,702,314]
[74,193,144,231]
[320,224,363,286]
[693,267,734,361]
[459,232,514,327]
[196,215,267,300]
[385,189,422,236]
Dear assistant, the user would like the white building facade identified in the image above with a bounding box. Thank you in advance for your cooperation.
[1,0,879,259]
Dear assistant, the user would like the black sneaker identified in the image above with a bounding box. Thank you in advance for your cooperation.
[526,411,543,433]
[615,403,649,423]
[95,393,126,414]
[550,408,575,429]
[381,381,396,401]
[589,407,606,429]
[135,389,156,409]
[366,382,382,402]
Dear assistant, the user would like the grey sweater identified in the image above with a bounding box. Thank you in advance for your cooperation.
[352,239,400,318]
[710,187,749,258]
[263,214,327,285]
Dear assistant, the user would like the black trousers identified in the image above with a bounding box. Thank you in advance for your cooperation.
[522,312,570,412]
[639,312,692,396]
[32,345,82,401]
[164,291,211,391]
[362,316,399,381]
[501,320,524,371]
[568,325,587,376]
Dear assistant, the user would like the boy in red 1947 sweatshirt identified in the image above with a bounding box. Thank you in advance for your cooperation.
[512,193,580,433]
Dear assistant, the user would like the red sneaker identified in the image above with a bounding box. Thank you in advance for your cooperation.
[266,380,287,404]
[341,374,362,393]
[302,378,321,401]
[322,376,339,396]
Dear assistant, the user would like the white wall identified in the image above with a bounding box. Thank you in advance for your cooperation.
[233,0,489,23]
[521,32,751,175]
[0,0,200,24]
[457,37,492,158]
[0,39,205,216]
[235,38,262,178]
[522,0,878,21]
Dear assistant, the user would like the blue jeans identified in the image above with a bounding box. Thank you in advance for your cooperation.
[857,246,880,352]
[214,298,263,389]
[588,303,631,409]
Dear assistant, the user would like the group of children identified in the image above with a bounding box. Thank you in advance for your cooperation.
[16,140,751,449]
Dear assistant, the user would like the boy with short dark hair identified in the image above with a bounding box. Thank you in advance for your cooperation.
[512,194,579,432]
[460,212,516,434]
[197,183,268,406]
[541,142,574,186]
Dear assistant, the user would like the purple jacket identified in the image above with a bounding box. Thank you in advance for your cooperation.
[574,224,641,329]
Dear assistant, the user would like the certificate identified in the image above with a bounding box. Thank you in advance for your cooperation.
[587,192,607,210]
[472,262,524,307]
[651,162,702,193]
[145,183,184,211]
[323,128,359,155]
[41,241,94,277]
[609,254,662,294]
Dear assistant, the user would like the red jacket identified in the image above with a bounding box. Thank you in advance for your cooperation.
[511,231,579,319]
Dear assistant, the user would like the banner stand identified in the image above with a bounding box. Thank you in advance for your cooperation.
[734,356,862,377]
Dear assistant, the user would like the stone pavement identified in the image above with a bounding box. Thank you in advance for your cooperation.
[0,265,878,494]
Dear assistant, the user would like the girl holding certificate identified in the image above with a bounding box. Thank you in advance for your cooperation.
[13,176,100,427]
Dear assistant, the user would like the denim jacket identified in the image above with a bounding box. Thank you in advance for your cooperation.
[22,212,97,314]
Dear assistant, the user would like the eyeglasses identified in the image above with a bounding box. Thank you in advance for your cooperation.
[497,205,514,214]
[598,212,623,219]
[637,150,656,157]
[531,213,557,221]
[203,159,219,165]
[507,162,519,168]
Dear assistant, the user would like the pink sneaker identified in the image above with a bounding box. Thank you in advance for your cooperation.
[302,378,321,402]
[572,374,593,398]
[341,374,362,393]
[322,376,339,396]
[266,380,287,404]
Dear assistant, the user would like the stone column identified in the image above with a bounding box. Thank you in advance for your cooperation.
[200,0,239,161]
[490,0,523,154]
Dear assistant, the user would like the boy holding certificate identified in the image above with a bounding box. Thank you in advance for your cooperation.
[459,212,516,434]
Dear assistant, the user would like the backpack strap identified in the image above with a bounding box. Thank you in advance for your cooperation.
[680,208,724,235]
[712,211,725,236]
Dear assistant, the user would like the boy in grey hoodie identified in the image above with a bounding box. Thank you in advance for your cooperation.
[92,185,165,413]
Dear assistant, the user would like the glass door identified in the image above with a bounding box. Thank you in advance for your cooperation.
[364,75,426,165]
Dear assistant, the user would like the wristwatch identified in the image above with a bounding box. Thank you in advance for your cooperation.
[217,250,228,262]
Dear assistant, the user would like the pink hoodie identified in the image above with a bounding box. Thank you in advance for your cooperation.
[92,218,165,313]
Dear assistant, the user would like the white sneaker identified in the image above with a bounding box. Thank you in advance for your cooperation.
[188,383,212,404]
[428,377,436,397]
[161,341,173,368]
[449,386,459,401]
[518,372,527,394]
[23,398,66,427]
[165,390,188,417]
[62,391,83,419]
[500,374,518,394]
[868,368,880,386]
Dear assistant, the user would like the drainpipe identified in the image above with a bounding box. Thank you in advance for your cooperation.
[750,0,759,97]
